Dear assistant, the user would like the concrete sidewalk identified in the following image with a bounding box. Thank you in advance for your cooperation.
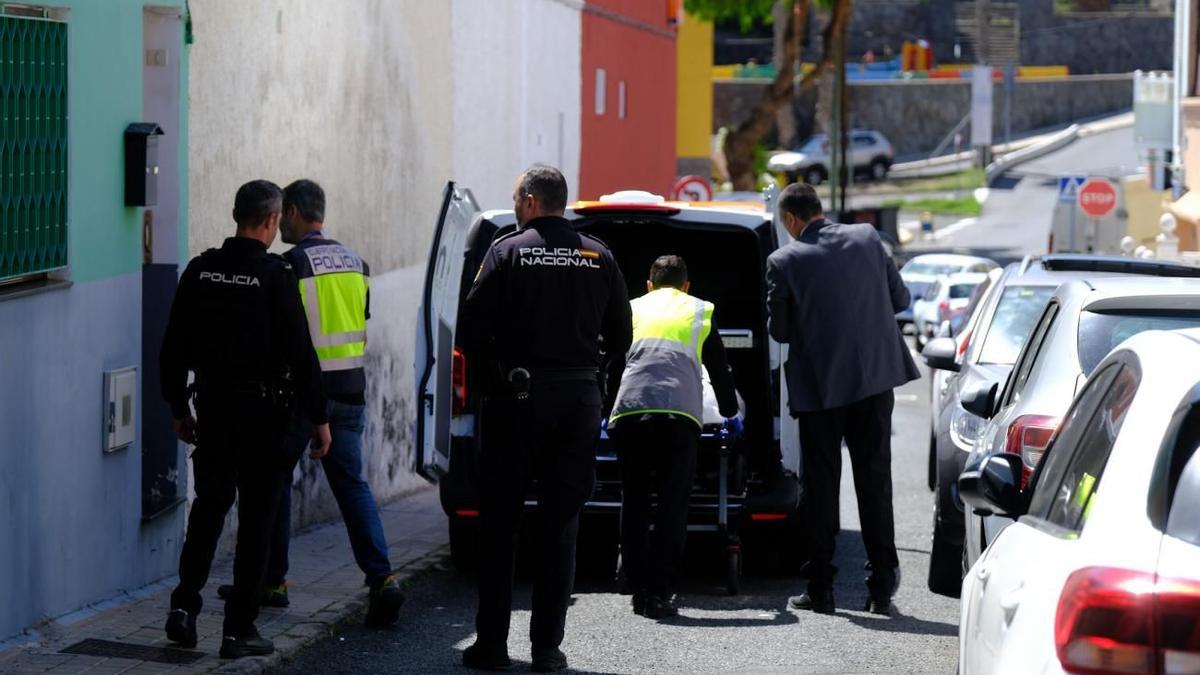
[0,488,448,674]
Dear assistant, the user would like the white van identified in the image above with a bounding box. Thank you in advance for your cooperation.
[415,183,805,589]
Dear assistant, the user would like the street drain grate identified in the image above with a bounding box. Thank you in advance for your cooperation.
[60,638,205,664]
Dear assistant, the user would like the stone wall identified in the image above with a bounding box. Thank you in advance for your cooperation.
[1017,0,1173,74]
[713,74,1133,157]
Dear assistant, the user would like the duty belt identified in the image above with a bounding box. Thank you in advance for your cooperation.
[504,366,598,400]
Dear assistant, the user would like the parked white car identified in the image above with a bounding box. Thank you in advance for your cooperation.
[766,129,895,185]
[913,273,989,350]
[897,254,998,330]
[958,328,1200,675]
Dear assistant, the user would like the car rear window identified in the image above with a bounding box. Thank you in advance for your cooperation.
[1078,310,1200,374]
[977,285,1056,365]
[904,263,961,276]
[950,283,976,299]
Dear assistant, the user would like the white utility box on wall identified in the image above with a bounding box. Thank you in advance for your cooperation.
[104,367,137,452]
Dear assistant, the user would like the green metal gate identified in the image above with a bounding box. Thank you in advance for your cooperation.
[0,15,67,283]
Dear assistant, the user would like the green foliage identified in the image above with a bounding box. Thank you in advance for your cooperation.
[684,0,778,31]
[881,195,983,217]
[684,0,836,33]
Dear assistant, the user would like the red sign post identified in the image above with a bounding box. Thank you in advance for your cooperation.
[1077,178,1117,218]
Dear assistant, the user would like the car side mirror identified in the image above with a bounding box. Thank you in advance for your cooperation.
[961,380,999,419]
[922,337,960,372]
[958,452,1026,518]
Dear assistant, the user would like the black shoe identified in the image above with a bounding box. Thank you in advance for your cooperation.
[462,641,511,671]
[217,582,290,608]
[864,596,893,615]
[219,632,275,659]
[865,564,899,616]
[531,647,568,672]
[643,595,679,619]
[365,574,405,627]
[164,609,197,648]
[788,588,835,614]
[631,592,647,616]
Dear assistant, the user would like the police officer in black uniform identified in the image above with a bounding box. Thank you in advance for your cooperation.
[160,180,331,659]
[457,165,633,672]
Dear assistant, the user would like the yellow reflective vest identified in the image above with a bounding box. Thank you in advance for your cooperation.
[287,237,369,395]
[609,287,714,428]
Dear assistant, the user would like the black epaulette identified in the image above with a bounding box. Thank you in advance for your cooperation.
[580,233,612,251]
[266,252,293,272]
[491,229,521,248]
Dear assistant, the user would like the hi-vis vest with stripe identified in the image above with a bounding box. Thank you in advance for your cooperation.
[295,242,368,373]
[609,287,714,428]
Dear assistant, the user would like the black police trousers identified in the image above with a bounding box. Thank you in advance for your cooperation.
[170,398,292,636]
[611,416,698,599]
[475,381,601,651]
[794,390,900,592]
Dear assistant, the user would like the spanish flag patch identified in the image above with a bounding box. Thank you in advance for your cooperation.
[579,249,600,260]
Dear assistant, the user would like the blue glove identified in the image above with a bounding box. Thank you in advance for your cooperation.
[723,416,744,441]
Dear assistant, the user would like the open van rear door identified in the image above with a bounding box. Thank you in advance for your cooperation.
[415,182,479,482]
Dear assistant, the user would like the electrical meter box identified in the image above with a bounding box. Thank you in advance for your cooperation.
[104,367,137,452]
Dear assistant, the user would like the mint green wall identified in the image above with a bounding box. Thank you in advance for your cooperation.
[64,0,188,283]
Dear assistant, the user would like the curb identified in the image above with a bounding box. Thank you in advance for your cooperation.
[216,548,450,674]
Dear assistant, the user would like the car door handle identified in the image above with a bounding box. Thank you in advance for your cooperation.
[975,564,991,582]
[1000,584,1024,625]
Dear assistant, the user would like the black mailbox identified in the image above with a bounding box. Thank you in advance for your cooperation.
[125,123,164,207]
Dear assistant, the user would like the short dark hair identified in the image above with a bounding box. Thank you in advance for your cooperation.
[283,179,326,224]
[778,182,824,222]
[519,164,568,214]
[233,180,283,228]
[648,255,688,289]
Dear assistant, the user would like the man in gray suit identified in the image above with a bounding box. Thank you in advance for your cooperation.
[766,183,919,615]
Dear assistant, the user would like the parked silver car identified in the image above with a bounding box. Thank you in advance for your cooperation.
[961,274,1200,570]
[766,129,895,185]
[920,255,1196,597]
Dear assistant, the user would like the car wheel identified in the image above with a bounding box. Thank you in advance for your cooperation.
[869,158,889,181]
[449,519,479,574]
[928,494,964,598]
[804,167,826,186]
[927,429,937,492]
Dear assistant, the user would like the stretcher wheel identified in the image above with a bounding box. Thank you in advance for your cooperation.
[726,547,742,596]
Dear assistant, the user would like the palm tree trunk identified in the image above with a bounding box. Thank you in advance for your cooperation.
[723,0,853,191]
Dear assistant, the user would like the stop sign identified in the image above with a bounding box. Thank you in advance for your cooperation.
[1078,178,1117,218]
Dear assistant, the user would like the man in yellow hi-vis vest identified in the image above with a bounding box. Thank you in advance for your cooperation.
[608,255,741,619]
[217,179,403,628]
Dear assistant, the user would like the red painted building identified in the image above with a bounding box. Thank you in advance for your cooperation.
[579,1,678,200]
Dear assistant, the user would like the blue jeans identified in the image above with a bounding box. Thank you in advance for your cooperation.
[266,400,392,587]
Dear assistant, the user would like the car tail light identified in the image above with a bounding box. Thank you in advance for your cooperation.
[1055,566,1200,675]
[452,347,468,415]
[750,513,788,522]
[1004,415,1059,488]
[938,300,951,321]
[454,509,480,518]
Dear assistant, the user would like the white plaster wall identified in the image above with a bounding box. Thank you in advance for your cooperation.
[450,0,582,209]
[188,0,453,272]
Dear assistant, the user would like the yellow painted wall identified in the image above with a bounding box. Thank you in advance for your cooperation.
[676,12,713,160]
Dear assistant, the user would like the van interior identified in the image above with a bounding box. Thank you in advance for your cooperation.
[576,216,778,476]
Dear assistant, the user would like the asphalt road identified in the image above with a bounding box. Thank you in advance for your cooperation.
[271,364,958,675]
[905,126,1138,264]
